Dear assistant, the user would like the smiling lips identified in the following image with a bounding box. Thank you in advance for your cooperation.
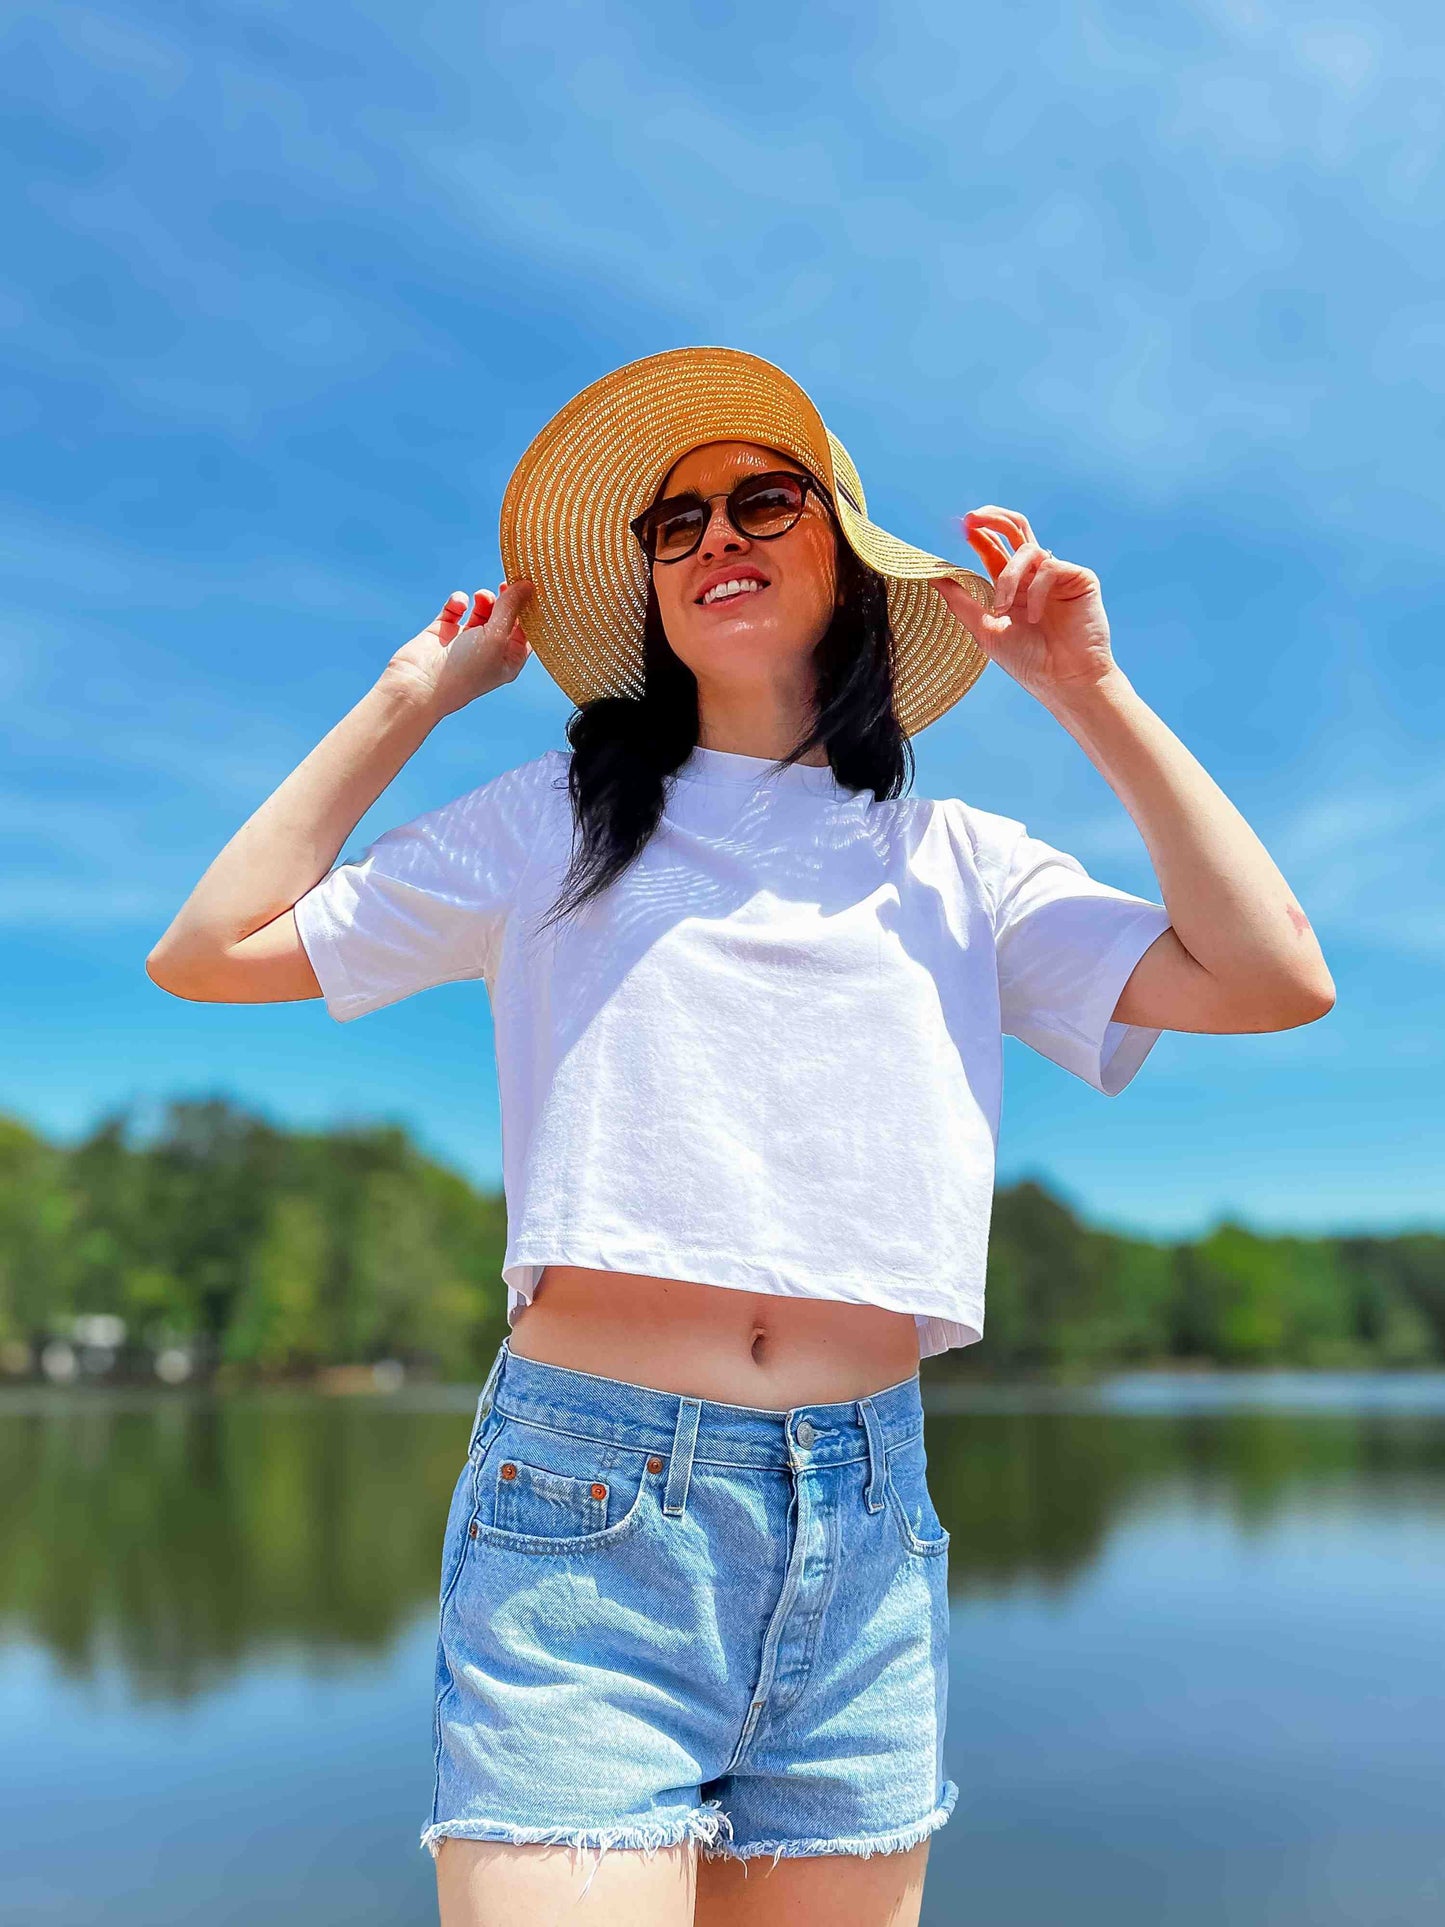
[696,566,770,608]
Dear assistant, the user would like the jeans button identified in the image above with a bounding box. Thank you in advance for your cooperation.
[795,1419,816,1447]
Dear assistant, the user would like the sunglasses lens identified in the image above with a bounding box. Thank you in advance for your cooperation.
[638,473,810,560]
[649,502,706,561]
[733,475,806,537]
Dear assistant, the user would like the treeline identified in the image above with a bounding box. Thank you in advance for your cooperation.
[983,1182,1442,1375]
[0,1099,1441,1382]
[0,1101,509,1382]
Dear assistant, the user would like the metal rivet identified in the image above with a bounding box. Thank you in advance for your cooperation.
[468,1522,478,1538]
[591,1482,607,1501]
[647,1456,664,1474]
[500,1462,517,1480]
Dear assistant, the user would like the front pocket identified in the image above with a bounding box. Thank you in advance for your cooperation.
[468,1415,657,1555]
[495,1457,610,1537]
[883,1430,950,1558]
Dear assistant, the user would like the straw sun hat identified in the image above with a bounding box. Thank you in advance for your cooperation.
[498,346,997,738]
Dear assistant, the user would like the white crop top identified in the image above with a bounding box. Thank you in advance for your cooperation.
[293,745,1173,1358]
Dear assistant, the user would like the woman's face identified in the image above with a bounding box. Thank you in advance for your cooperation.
[647,440,838,702]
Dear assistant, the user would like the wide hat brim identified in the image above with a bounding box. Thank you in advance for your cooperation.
[498,346,995,738]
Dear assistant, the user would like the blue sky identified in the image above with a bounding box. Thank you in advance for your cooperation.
[4,0,1441,1238]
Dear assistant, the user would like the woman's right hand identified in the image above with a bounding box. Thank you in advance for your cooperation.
[380,581,535,719]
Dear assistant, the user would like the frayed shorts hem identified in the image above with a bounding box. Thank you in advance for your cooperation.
[698,1779,958,1869]
[420,1797,733,1863]
[420,1779,956,1870]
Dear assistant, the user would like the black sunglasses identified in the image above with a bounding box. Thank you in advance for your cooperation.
[629,469,828,565]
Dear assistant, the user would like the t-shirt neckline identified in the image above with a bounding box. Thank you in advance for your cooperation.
[670,746,849,798]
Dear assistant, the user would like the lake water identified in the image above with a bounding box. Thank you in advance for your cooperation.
[3,1375,1443,1925]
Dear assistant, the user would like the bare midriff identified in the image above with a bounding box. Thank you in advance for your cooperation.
[507,1264,921,1411]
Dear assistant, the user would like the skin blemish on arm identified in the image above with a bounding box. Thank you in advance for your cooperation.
[1286,902,1312,939]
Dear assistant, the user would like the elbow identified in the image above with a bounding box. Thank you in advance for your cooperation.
[1257,968,1337,1030]
[145,944,187,999]
[1199,961,1336,1033]
[1298,972,1337,1024]
[145,938,211,1002]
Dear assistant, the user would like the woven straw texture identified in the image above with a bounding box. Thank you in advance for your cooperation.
[499,347,995,738]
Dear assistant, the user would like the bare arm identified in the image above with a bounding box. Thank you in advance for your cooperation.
[1037,666,1333,1032]
[937,508,1334,1035]
[145,582,533,1004]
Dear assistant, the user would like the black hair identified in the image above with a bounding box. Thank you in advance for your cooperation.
[537,489,913,933]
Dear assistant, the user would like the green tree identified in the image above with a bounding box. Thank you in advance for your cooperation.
[0,1117,77,1343]
[0,1100,1440,1382]
[225,1193,330,1372]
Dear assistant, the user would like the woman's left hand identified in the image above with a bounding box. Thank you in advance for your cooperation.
[933,506,1119,709]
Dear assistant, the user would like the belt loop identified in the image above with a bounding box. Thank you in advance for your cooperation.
[664,1397,702,1518]
[469,1338,508,1452]
[857,1396,887,1513]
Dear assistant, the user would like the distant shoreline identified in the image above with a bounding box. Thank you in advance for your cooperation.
[4,1102,1443,1387]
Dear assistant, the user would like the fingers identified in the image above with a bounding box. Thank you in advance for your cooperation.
[994,545,1051,616]
[455,581,533,629]
[485,579,534,636]
[413,590,473,645]
[479,580,534,664]
[933,577,1002,637]
[1023,555,1052,624]
[441,580,535,680]
[959,511,1057,617]
[962,521,1012,577]
[459,589,496,629]
[433,579,534,648]
[965,505,1037,547]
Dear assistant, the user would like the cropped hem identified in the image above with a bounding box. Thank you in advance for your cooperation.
[503,1240,983,1355]
[699,1779,959,1868]
[420,1797,734,1863]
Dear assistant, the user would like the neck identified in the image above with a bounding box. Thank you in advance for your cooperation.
[695,689,829,767]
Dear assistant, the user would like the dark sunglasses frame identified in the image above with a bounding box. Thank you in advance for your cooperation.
[629,469,830,565]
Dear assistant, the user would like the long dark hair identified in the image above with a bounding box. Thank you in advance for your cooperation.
[537,494,913,933]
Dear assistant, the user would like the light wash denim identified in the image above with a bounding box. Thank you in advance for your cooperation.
[422,1336,956,1882]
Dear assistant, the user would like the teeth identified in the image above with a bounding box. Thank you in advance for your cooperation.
[702,579,763,606]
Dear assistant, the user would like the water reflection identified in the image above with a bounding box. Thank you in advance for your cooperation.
[0,1393,467,1699]
[2,1380,1443,1696]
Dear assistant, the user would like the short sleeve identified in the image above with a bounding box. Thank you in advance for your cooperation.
[293,751,560,1023]
[963,805,1174,1096]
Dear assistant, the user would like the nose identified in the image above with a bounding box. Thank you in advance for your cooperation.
[697,498,749,564]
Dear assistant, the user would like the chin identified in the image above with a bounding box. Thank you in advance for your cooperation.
[680,615,821,675]
[688,641,809,687]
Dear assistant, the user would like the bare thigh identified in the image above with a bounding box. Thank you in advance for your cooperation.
[435,1838,696,1926]
[694,1839,931,1927]
[435,1837,931,1925]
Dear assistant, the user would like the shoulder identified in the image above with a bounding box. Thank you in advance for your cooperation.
[891,790,1029,915]
[468,747,569,810]
[412,747,570,846]
[916,793,1025,851]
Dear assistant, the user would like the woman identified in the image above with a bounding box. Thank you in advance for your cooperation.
[147,348,1334,1927]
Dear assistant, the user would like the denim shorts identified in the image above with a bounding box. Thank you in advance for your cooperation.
[421,1336,956,1877]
